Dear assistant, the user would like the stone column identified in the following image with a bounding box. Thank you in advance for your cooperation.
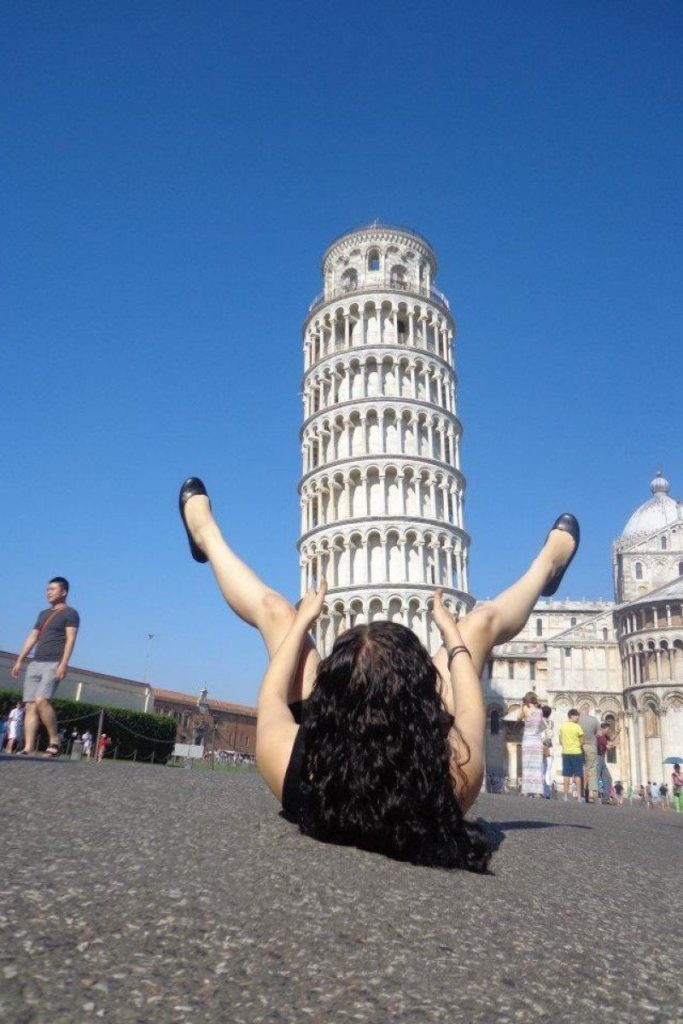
[637,711,649,787]
[445,544,454,588]
[400,537,408,580]
[429,478,437,518]
[395,471,404,516]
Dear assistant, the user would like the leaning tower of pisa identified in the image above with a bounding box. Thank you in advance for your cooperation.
[298,223,473,655]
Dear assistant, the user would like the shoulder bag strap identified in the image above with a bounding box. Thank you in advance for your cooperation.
[36,605,68,638]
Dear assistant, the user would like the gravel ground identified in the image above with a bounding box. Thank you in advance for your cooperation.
[0,756,681,1024]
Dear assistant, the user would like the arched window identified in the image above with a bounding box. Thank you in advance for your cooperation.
[341,268,357,292]
[644,701,659,738]
[390,265,407,289]
[570,617,577,627]
[536,618,543,637]
[661,536,667,550]
[507,662,514,679]
[635,562,643,580]
[679,561,683,577]
[367,249,380,272]
[602,627,609,641]
[490,710,500,736]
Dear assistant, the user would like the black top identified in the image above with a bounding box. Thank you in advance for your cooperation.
[33,606,80,662]
[280,700,456,823]
[282,698,308,821]
[282,726,307,822]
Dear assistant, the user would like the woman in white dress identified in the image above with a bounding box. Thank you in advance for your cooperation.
[518,692,544,796]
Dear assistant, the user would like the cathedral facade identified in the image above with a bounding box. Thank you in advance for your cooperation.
[485,474,683,789]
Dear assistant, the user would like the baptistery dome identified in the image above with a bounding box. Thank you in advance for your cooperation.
[620,473,681,541]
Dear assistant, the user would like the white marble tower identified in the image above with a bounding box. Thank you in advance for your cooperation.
[298,223,474,655]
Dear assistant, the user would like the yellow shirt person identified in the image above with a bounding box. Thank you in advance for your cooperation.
[559,719,584,755]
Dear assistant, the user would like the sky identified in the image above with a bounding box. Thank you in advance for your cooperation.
[2,1,681,705]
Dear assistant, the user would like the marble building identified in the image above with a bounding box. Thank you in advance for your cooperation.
[485,473,683,789]
[298,223,473,655]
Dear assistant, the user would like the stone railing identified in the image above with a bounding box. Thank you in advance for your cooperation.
[308,281,451,315]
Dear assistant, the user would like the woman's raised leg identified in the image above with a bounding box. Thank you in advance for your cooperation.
[434,527,576,694]
[183,494,320,703]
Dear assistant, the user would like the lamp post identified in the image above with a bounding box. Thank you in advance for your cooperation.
[143,633,155,685]
[196,686,216,770]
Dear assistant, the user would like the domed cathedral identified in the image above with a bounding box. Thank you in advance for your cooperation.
[484,474,683,791]
[298,223,473,655]
[612,473,683,788]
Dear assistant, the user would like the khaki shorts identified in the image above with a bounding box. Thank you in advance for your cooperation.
[582,743,598,790]
[23,661,59,702]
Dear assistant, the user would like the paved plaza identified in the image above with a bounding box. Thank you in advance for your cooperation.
[0,758,681,1024]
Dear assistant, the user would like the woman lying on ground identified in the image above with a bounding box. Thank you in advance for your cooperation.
[179,478,579,873]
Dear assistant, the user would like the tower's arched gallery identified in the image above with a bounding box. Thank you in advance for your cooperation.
[299,224,471,656]
[298,224,683,789]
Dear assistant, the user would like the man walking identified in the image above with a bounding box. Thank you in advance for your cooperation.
[11,577,80,756]
[558,708,584,802]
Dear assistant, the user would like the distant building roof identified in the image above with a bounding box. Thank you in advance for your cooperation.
[153,687,256,716]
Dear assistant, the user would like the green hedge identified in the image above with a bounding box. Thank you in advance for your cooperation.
[0,690,176,763]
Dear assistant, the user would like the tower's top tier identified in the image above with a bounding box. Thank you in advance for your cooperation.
[309,223,449,316]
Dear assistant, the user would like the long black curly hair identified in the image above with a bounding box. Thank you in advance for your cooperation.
[297,621,491,872]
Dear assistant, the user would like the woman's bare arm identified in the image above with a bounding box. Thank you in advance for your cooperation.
[255,583,327,800]
[431,589,486,812]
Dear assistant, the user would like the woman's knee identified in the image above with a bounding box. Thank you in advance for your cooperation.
[259,591,296,630]
[463,601,502,644]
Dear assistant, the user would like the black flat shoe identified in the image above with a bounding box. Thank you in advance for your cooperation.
[179,477,210,563]
[541,513,580,597]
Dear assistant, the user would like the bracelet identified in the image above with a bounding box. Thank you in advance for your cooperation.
[447,644,471,669]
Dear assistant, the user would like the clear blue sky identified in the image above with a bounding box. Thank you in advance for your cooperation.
[2,1,681,704]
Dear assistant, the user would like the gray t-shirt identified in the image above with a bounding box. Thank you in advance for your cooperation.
[33,606,80,662]
[578,714,599,748]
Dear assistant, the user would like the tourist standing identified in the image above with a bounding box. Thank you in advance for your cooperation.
[671,764,683,813]
[596,722,615,803]
[541,705,554,798]
[97,734,111,762]
[0,713,8,752]
[83,729,93,759]
[558,709,584,802]
[518,692,544,797]
[6,700,25,754]
[578,707,600,803]
[11,577,80,756]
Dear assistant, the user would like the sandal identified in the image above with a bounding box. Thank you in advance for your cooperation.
[43,744,60,758]
[541,514,580,597]
[178,477,210,563]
